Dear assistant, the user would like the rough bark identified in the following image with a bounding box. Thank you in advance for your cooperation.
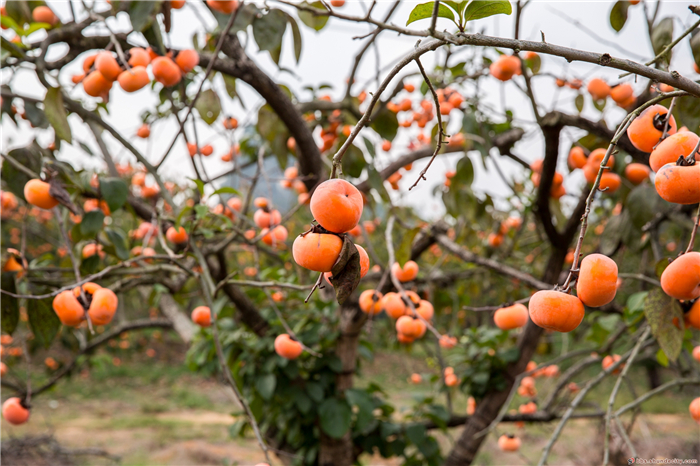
[318,298,366,466]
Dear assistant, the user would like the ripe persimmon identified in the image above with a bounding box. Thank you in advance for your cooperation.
[444,373,459,386]
[624,163,650,185]
[81,243,104,259]
[53,290,86,326]
[310,179,363,233]
[602,354,623,374]
[414,300,434,321]
[274,333,303,360]
[576,254,618,307]
[152,56,182,87]
[356,244,370,278]
[528,290,585,332]
[396,315,421,338]
[88,287,118,325]
[498,434,521,452]
[191,306,211,327]
[692,346,700,362]
[175,49,199,73]
[493,303,529,330]
[660,252,700,300]
[568,146,587,169]
[655,163,700,205]
[254,209,281,228]
[392,260,418,282]
[587,78,610,100]
[490,55,521,82]
[83,70,113,97]
[410,373,422,384]
[330,0,345,5]
[128,47,150,67]
[23,179,58,210]
[292,232,343,272]
[440,335,457,349]
[171,0,186,8]
[488,233,504,247]
[359,290,383,314]
[207,0,239,14]
[118,66,150,92]
[610,83,633,104]
[166,226,189,244]
[626,104,677,153]
[32,6,58,25]
[261,225,288,247]
[95,52,121,81]
[382,292,407,318]
[599,172,621,193]
[2,397,29,425]
[691,398,700,424]
[649,131,700,172]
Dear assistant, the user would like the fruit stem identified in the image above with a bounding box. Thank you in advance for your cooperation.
[686,203,700,254]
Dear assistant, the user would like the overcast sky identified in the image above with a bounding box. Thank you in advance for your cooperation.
[2,1,698,218]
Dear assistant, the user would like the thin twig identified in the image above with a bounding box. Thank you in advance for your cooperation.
[408,55,445,191]
[602,326,650,465]
[686,204,700,254]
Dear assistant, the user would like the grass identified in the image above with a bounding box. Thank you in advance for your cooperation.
[2,343,698,465]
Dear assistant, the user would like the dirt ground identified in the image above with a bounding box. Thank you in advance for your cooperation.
[2,352,699,465]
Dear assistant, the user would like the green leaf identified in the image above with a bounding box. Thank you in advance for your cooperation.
[575,94,584,113]
[462,0,512,23]
[129,0,162,32]
[253,9,287,60]
[24,101,49,129]
[99,177,128,212]
[194,89,221,125]
[395,227,420,267]
[406,2,456,26]
[452,155,474,187]
[222,75,237,99]
[342,144,366,178]
[600,211,632,256]
[80,210,105,236]
[345,388,375,433]
[656,348,669,367]
[643,288,683,362]
[690,28,700,69]
[211,186,241,197]
[287,15,303,63]
[2,145,42,202]
[28,298,60,348]
[651,17,674,65]
[627,184,672,229]
[255,373,277,400]
[609,0,630,33]
[675,95,700,134]
[318,397,352,439]
[189,177,205,196]
[370,107,399,141]
[105,227,130,260]
[44,87,73,144]
[143,21,166,56]
[298,1,329,31]
[1,273,19,335]
[306,381,324,402]
[626,291,648,313]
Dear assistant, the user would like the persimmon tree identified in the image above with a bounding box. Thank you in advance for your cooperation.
[1,1,700,465]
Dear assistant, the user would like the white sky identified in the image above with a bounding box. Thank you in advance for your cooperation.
[2,1,698,219]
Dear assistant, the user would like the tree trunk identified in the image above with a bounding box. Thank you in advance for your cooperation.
[318,300,366,466]
[444,249,567,465]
